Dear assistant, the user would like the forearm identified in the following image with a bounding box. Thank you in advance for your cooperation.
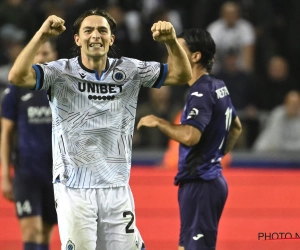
[9,15,65,88]
[8,31,47,87]
[1,134,13,179]
[156,118,200,146]
[137,115,200,146]
[224,128,241,154]
[164,39,192,85]
[156,118,183,142]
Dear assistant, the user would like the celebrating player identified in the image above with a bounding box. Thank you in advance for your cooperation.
[7,8,192,250]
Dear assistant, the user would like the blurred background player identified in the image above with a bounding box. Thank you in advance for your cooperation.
[1,39,57,250]
[137,28,242,250]
[253,90,300,152]
[207,1,256,74]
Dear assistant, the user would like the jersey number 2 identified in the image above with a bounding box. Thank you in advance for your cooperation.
[123,211,135,233]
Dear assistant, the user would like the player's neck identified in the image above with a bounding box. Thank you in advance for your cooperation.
[81,54,107,73]
[188,67,208,86]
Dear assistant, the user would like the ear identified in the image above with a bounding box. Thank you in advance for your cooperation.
[192,51,201,63]
[74,34,81,46]
[110,34,115,46]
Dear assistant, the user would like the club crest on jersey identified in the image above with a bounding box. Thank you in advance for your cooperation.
[112,69,126,82]
[187,108,199,119]
[66,239,75,250]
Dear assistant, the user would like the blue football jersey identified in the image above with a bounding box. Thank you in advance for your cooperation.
[175,75,236,184]
[1,85,52,180]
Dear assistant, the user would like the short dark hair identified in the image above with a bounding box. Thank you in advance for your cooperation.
[72,9,117,57]
[177,29,216,73]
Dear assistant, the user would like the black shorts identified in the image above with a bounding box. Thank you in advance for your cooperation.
[178,174,228,250]
[13,176,57,225]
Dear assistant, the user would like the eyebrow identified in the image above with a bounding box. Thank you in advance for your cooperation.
[82,26,108,30]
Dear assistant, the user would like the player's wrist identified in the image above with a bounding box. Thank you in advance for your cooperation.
[35,30,51,42]
[164,38,177,46]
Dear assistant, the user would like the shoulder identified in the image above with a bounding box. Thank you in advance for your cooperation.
[115,57,161,74]
[3,85,19,96]
[197,75,225,91]
[1,85,21,106]
[270,105,285,118]
[236,19,255,32]
[119,56,143,66]
[107,57,141,72]
[197,75,229,100]
[41,57,78,69]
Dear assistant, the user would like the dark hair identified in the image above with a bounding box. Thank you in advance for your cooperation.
[177,29,216,73]
[71,9,117,57]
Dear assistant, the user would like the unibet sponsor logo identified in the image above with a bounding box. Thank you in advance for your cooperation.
[78,82,123,101]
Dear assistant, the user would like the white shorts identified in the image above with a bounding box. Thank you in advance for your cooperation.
[54,183,145,250]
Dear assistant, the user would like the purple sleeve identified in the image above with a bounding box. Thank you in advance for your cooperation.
[1,86,18,121]
[182,88,214,132]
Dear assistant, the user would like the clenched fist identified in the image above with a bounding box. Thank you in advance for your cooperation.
[151,21,176,43]
[39,15,66,37]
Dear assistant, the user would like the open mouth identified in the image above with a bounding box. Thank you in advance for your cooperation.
[89,43,103,48]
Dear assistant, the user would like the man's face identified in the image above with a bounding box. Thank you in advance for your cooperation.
[222,5,239,27]
[74,15,115,59]
[34,41,57,64]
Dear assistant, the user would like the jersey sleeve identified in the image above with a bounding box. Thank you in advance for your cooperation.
[182,86,214,132]
[1,86,18,121]
[125,57,168,89]
[32,60,63,91]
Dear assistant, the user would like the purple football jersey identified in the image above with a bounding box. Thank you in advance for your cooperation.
[175,75,236,184]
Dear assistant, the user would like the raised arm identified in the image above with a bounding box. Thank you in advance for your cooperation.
[151,21,192,86]
[8,15,66,89]
[224,116,242,154]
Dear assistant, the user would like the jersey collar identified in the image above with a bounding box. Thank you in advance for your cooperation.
[78,55,110,73]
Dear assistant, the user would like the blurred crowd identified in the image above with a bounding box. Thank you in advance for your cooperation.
[1,0,300,153]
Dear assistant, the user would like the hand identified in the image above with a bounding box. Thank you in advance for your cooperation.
[38,15,66,37]
[137,115,159,130]
[1,176,14,202]
[151,21,176,43]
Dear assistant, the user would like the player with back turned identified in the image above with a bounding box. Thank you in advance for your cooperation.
[137,29,242,250]
[7,8,192,250]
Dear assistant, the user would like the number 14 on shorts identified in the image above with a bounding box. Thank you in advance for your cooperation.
[16,200,32,216]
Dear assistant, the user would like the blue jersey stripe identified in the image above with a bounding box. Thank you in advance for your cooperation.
[152,63,168,88]
[32,64,44,90]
